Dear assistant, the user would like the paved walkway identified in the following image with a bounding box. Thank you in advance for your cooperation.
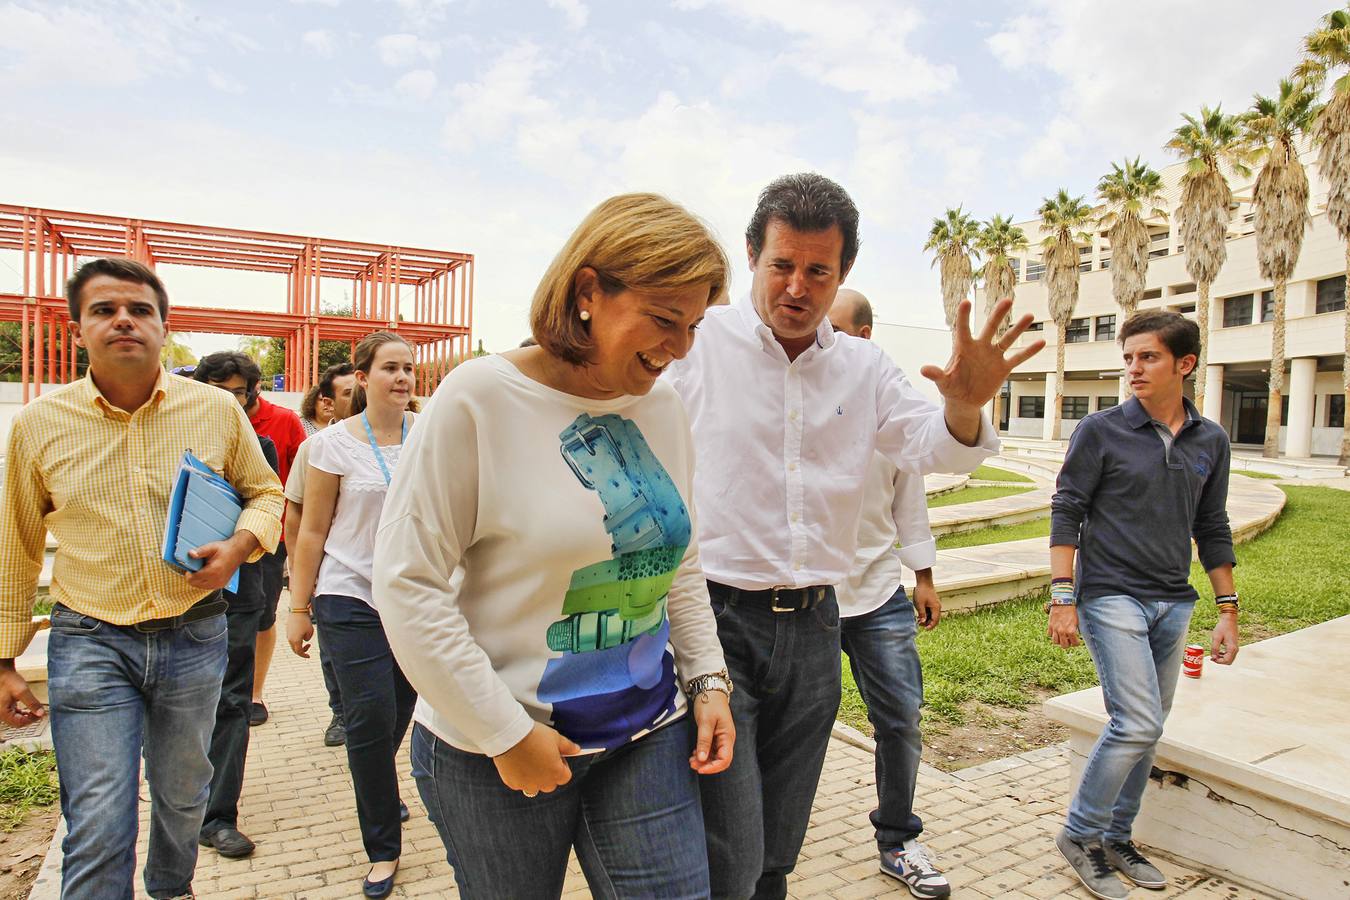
[31,636,1274,899]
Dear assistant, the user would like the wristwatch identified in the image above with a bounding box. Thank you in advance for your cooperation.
[685,669,734,699]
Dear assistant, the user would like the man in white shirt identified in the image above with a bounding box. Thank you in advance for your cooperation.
[829,289,948,899]
[665,173,1043,900]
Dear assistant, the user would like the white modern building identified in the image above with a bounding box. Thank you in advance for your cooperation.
[981,146,1346,458]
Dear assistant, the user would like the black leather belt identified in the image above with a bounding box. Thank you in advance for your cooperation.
[134,593,227,633]
[709,582,831,613]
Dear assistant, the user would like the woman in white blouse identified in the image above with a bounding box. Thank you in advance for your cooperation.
[373,194,736,899]
[286,331,416,899]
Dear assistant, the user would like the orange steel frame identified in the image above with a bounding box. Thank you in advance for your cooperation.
[0,204,474,403]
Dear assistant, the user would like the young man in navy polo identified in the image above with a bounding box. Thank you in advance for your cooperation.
[1048,310,1239,900]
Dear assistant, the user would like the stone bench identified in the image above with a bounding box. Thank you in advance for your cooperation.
[1043,616,1350,899]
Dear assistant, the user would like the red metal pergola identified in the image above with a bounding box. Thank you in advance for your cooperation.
[0,204,474,402]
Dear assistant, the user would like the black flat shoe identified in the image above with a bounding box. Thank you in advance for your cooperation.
[248,701,268,726]
[362,861,399,898]
[398,800,409,823]
[199,827,256,859]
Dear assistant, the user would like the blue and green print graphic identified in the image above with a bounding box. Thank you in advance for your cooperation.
[537,412,688,749]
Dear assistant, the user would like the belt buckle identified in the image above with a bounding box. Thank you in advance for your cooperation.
[770,586,796,613]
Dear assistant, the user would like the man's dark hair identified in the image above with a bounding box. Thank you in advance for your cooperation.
[65,257,170,322]
[1119,310,1201,371]
[193,351,263,394]
[746,173,861,274]
[317,362,355,399]
[848,296,873,331]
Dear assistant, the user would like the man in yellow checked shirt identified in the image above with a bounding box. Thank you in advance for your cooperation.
[0,258,283,900]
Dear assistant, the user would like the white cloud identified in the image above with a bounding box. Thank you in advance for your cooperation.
[289,0,341,5]
[546,0,589,30]
[0,4,184,85]
[675,0,956,103]
[206,69,246,94]
[301,29,337,57]
[388,0,453,28]
[376,32,441,67]
[1016,115,1083,181]
[394,68,438,100]
[985,0,1328,156]
[442,42,552,149]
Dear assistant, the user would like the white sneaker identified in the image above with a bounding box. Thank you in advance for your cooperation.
[879,839,951,899]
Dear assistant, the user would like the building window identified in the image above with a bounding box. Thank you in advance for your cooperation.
[1010,258,1021,278]
[1317,275,1346,313]
[1097,396,1118,410]
[1065,317,1091,343]
[1095,314,1116,341]
[1062,396,1090,420]
[1176,303,1196,314]
[1143,287,1163,300]
[1025,259,1045,282]
[1330,395,1345,429]
[1019,396,1045,418]
[1027,321,1044,332]
[1223,293,1254,327]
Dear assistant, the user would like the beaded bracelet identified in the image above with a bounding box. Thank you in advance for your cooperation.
[1049,580,1076,607]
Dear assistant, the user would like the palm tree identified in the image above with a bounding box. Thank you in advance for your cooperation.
[1098,157,1168,399]
[1245,80,1321,457]
[1295,3,1350,464]
[977,215,1029,430]
[1097,158,1168,320]
[1165,106,1254,412]
[1039,189,1094,441]
[923,207,981,328]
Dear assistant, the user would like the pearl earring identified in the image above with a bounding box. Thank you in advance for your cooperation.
[579,310,591,321]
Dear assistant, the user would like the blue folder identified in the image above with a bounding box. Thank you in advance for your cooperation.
[161,451,243,594]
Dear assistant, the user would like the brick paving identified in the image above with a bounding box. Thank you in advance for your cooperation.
[31,635,1274,899]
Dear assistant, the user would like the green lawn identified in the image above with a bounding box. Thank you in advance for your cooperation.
[0,747,57,831]
[842,485,1350,736]
[1233,470,1283,480]
[970,465,1032,484]
[927,485,1034,509]
[936,519,1051,551]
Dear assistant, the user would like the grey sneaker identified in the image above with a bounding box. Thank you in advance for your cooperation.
[1055,829,1128,900]
[1105,840,1167,889]
[879,839,951,898]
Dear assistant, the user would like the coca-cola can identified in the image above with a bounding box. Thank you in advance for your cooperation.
[1182,644,1205,678]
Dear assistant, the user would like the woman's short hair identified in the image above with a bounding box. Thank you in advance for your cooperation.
[530,193,730,366]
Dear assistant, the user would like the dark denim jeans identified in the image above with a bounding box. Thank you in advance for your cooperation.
[202,564,265,837]
[312,594,416,863]
[319,634,344,717]
[840,585,924,850]
[700,582,842,900]
[46,603,227,900]
[1066,595,1195,845]
[411,716,708,899]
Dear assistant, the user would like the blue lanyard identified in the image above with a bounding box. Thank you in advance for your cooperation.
[361,411,407,486]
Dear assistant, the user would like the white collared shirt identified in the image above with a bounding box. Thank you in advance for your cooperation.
[665,295,996,591]
[835,454,938,618]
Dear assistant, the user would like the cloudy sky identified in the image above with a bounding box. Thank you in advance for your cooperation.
[0,0,1330,358]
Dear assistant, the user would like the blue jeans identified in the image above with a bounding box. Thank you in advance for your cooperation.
[1066,594,1195,845]
[700,582,842,900]
[411,716,708,899]
[312,594,416,863]
[840,585,924,850]
[46,603,227,900]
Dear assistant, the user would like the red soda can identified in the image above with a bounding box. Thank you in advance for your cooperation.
[1182,644,1205,678]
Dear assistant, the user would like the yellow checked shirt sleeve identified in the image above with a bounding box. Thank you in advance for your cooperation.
[222,403,284,560]
[0,419,51,657]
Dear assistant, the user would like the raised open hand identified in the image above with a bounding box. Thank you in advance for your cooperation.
[920,298,1045,410]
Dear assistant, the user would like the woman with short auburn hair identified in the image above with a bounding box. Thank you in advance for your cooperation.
[374,193,735,899]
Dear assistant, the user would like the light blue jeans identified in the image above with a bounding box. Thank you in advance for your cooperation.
[1065,594,1195,845]
[46,603,227,900]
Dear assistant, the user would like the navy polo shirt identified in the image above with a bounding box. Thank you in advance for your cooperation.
[1050,396,1236,603]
